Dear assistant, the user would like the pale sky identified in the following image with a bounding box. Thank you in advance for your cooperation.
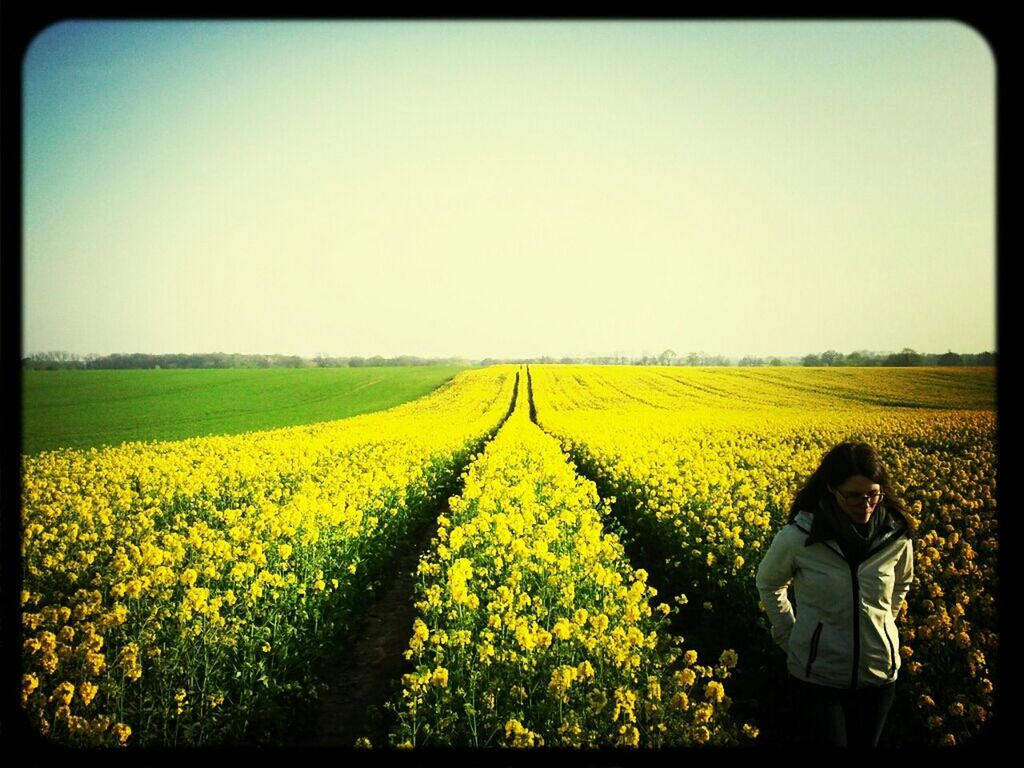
[23,20,995,361]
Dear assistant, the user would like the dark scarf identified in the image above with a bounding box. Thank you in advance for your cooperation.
[806,494,891,566]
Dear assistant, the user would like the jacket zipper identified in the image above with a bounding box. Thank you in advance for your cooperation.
[850,562,860,689]
[796,519,908,689]
[805,621,824,678]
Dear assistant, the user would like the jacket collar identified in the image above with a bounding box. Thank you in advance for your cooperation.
[793,506,906,546]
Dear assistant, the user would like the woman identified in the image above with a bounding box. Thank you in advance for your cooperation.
[755,441,914,747]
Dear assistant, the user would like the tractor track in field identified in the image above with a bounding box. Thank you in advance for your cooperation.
[526,365,791,747]
[290,511,441,749]
[294,365,793,749]
[292,371,520,748]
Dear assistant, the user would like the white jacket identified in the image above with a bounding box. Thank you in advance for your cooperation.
[755,509,914,689]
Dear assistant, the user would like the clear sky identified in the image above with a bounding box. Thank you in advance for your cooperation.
[23,20,995,361]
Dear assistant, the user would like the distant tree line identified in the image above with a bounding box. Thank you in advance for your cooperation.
[793,348,996,367]
[21,352,471,370]
[484,348,996,367]
[22,347,996,370]
[483,351,734,367]
[311,354,472,368]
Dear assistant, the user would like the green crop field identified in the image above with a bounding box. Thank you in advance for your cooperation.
[21,366,467,455]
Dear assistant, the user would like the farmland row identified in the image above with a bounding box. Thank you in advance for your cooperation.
[21,363,997,748]
[385,366,754,747]
[22,366,468,455]
[20,366,518,746]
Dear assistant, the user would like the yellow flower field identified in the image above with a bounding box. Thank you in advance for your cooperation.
[387,367,751,748]
[22,362,996,748]
[530,364,996,747]
[21,366,517,745]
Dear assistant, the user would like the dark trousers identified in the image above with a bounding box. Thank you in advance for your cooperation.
[790,676,896,747]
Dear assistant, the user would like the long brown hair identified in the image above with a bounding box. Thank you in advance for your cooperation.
[788,441,908,523]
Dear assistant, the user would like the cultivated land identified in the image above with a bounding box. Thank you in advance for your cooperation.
[20,365,997,747]
[21,366,466,454]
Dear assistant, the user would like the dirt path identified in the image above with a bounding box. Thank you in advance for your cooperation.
[291,510,441,748]
[291,363,788,748]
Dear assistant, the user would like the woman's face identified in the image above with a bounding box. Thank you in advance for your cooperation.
[831,474,883,524]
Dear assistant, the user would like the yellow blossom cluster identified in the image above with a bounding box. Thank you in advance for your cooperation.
[21,366,518,746]
[388,367,751,748]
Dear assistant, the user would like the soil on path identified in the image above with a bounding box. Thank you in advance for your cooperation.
[291,511,441,748]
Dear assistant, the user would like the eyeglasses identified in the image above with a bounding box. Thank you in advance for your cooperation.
[835,489,884,505]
